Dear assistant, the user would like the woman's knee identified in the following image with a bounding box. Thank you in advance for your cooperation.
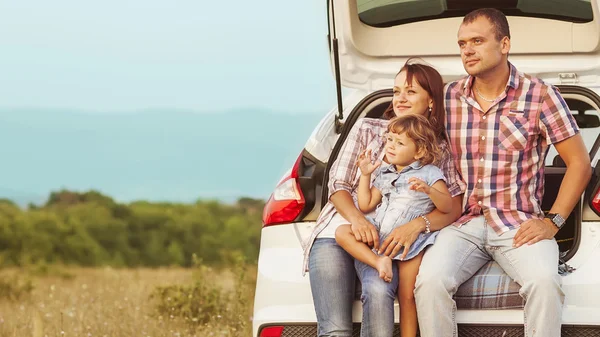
[309,240,355,284]
[361,279,396,303]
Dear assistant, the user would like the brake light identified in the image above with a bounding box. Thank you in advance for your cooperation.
[262,154,306,226]
[592,187,600,214]
[259,326,284,337]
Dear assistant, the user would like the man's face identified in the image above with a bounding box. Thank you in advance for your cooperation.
[457,16,509,77]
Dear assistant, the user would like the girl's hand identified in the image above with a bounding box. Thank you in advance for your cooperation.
[356,149,381,176]
[408,177,431,194]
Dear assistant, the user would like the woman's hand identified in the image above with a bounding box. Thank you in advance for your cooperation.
[378,217,424,259]
[350,215,379,249]
[330,190,380,249]
[356,149,381,176]
[350,215,380,250]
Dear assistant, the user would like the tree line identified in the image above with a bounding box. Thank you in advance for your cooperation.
[0,190,264,267]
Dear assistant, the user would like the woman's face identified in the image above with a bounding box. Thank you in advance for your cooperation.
[392,71,433,118]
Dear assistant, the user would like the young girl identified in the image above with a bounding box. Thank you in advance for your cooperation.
[335,113,453,337]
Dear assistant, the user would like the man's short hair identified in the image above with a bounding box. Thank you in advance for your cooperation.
[463,8,511,41]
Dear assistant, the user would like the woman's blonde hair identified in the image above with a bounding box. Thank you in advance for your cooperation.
[387,114,442,166]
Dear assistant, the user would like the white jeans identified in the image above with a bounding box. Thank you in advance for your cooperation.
[415,216,564,337]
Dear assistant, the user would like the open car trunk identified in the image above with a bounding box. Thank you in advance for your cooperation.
[297,84,600,314]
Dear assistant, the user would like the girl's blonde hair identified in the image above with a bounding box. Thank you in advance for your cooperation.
[387,114,442,166]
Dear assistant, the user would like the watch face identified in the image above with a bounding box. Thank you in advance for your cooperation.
[552,214,566,227]
[546,213,565,228]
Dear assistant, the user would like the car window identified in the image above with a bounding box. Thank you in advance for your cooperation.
[545,108,600,167]
[357,0,593,27]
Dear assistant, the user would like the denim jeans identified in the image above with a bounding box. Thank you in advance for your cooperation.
[415,216,564,337]
[309,238,399,337]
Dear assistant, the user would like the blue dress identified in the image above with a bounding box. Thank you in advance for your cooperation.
[368,161,446,261]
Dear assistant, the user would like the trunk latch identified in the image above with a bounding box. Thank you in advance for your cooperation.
[559,73,578,85]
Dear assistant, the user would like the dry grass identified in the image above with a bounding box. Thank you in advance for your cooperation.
[0,265,256,337]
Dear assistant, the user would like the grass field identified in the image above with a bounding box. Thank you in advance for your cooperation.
[0,264,256,337]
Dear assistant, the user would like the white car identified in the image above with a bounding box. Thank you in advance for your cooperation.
[253,1,600,336]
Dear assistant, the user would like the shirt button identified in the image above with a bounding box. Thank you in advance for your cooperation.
[478,201,483,205]
[480,157,484,162]
[481,136,486,140]
[478,179,482,183]
[482,116,487,120]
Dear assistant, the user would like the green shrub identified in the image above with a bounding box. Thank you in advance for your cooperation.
[0,190,265,268]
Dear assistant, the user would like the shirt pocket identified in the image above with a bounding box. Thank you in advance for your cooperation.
[498,114,533,151]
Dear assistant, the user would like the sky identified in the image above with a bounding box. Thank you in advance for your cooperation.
[0,0,336,114]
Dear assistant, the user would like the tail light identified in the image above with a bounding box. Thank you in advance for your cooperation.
[259,326,284,337]
[592,187,600,214]
[262,153,306,226]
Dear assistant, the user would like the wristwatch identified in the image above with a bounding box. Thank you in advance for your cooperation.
[545,213,566,229]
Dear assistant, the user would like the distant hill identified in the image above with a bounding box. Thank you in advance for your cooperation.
[0,109,325,204]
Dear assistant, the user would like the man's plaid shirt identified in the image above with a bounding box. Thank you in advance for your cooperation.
[445,62,579,235]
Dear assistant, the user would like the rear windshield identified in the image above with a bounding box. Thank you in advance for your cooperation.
[357,0,593,27]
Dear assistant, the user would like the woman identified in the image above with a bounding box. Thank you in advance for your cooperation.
[304,59,466,337]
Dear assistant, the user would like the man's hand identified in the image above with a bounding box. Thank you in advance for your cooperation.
[350,215,380,250]
[379,218,423,259]
[513,218,559,248]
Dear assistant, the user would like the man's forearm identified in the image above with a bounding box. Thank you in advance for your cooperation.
[549,161,592,219]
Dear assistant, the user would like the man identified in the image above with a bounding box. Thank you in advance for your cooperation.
[415,8,592,337]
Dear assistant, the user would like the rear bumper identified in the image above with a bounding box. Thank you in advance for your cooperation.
[253,222,600,336]
[255,324,600,337]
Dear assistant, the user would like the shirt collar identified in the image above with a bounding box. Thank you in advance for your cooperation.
[462,61,519,97]
[381,160,423,174]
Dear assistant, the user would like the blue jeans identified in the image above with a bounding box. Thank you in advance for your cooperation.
[308,238,399,337]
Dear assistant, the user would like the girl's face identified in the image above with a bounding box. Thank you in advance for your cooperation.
[392,71,433,118]
[384,131,421,168]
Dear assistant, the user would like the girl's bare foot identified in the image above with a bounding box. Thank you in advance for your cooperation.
[376,255,393,282]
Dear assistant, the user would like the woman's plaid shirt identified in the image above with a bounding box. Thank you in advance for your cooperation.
[445,63,579,235]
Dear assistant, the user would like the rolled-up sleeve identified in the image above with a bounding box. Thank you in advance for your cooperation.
[327,119,366,199]
[539,85,579,145]
[437,142,466,197]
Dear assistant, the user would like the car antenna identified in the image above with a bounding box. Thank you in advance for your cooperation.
[330,0,344,133]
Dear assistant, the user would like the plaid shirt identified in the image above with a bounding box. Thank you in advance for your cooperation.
[302,118,466,273]
[446,62,579,235]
